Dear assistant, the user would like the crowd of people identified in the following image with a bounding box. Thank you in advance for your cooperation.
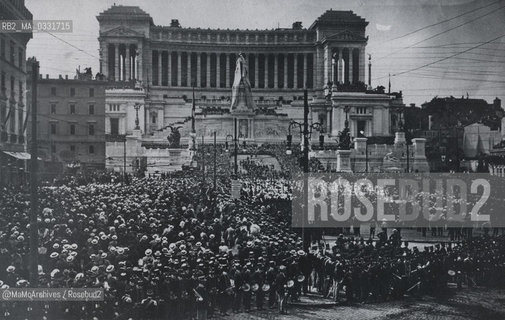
[0,169,505,319]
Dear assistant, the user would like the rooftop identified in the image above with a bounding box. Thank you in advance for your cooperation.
[310,10,368,29]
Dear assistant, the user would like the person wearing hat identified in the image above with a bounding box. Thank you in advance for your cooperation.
[251,263,266,310]
[275,265,288,314]
[194,278,208,320]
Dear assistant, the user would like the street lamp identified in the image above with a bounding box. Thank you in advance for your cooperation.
[360,130,369,173]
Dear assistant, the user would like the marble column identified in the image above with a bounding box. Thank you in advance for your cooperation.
[125,46,130,81]
[101,42,109,79]
[206,53,211,88]
[274,54,278,88]
[359,46,365,83]
[158,50,162,86]
[254,54,259,88]
[349,48,354,84]
[114,44,119,81]
[167,51,172,86]
[197,53,201,87]
[177,51,182,86]
[216,53,220,88]
[294,53,298,88]
[303,53,307,89]
[187,52,191,87]
[338,50,343,83]
[137,42,143,82]
[225,54,230,88]
[264,54,268,88]
[284,54,288,88]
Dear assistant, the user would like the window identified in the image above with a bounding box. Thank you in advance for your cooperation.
[51,87,56,96]
[50,123,57,134]
[70,124,75,135]
[10,76,14,99]
[18,49,22,69]
[0,37,4,58]
[89,88,94,97]
[70,145,75,152]
[88,124,94,136]
[70,87,75,97]
[88,104,94,115]
[356,107,367,115]
[357,120,366,136]
[69,104,75,114]
[18,81,22,102]
[89,145,95,154]
[50,104,56,114]
[10,41,14,63]
[110,118,119,135]
[152,114,157,124]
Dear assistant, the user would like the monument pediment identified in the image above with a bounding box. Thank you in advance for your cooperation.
[101,26,144,38]
[324,30,367,42]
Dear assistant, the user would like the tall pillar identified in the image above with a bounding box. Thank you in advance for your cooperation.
[216,53,220,88]
[167,51,172,86]
[125,46,130,81]
[206,53,211,88]
[197,53,202,87]
[101,42,109,79]
[349,48,354,84]
[293,53,298,88]
[254,54,259,88]
[158,50,162,86]
[284,54,288,88]
[114,44,119,81]
[177,51,182,86]
[137,42,143,82]
[264,54,268,88]
[187,52,191,87]
[131,47,135,80]
[303,53,307,88]
[359,46,365,83]
[338,50,343,83]
[274,54,278,88]
[225,54,230,88]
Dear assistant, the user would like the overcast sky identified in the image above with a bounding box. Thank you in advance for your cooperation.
[25,0,505,106]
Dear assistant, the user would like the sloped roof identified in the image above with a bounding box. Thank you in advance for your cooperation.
[97,5,153,24]
[310,10,368,29]
[100,5,150,16]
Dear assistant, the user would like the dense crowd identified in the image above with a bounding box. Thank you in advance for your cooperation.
[0,171,504,320]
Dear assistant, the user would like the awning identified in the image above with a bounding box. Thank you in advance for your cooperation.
[2,151,41,160]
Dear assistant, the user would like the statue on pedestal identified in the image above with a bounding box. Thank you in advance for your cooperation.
[167,126,182,148]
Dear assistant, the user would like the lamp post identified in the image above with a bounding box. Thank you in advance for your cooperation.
[360,130,369,173]
[285,89,324,249]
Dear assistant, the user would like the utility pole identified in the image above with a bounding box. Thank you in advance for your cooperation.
[213,131,217,190]
[123,137,126,184]
[234,118,238,177]
[202,135,205,183]
[29,60,39,287]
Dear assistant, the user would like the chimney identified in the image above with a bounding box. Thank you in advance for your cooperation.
[46,74,49,79]
[65,75,68,80]
[59,74,63,79]
[410,103,415,108]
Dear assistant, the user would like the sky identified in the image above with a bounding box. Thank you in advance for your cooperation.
[25,0,505,106]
